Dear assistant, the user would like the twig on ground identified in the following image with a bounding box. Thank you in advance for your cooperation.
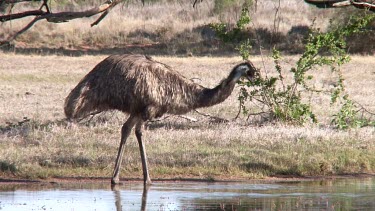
[77,111,103,123]
[194,109,229,123]
[149,115,197,123]
[178,115,198,122]
[246,111,269,122]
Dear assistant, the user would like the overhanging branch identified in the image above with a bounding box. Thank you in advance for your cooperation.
[193,0,203,8]
[8,16,41,41]
[305,0,375,11]
[0,0,122,44]
[0,9,46,22]
[2,0,42,3]
[44,0,120,23]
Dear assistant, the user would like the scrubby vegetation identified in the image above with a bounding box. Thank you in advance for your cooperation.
[208,4,375,127]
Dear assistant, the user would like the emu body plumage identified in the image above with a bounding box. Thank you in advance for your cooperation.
[64,54,256,185]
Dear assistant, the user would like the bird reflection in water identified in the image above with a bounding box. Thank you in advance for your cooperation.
[112,184,150,211]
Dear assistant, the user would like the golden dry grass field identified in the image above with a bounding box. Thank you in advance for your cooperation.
[0,53,374,181]
[1,0,340,54]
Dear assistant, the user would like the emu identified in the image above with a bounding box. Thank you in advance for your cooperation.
[64,54,256,185]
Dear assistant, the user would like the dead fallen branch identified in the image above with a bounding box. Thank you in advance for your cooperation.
[194,110,229,123]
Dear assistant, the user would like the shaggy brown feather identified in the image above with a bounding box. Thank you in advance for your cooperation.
[64,54,255,121]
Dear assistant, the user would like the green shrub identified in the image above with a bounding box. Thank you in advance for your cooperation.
[211,6,375,127]
[0,161,17,173]
[214,0,253,14]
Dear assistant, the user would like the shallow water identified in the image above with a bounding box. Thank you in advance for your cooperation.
[0,178,374,210]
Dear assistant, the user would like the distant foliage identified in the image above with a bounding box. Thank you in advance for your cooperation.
[210,7,252,59]
[214,0,253,14]
[0,161,17,173]
[212,0,254,26]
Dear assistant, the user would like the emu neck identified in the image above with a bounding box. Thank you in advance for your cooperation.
[195,74,239,108]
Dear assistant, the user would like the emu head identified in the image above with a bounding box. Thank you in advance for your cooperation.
[231,61,257,82]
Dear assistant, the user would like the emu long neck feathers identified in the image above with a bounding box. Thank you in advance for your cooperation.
[195,66,244,108]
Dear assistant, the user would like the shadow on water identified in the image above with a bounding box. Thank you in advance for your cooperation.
[0,177,374,210]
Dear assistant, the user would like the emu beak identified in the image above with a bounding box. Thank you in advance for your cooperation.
[246,75,253,82]
[245,71,255,83]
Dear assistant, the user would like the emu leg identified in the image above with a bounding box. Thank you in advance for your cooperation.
[111,115,139,184]
[135,121,152,185]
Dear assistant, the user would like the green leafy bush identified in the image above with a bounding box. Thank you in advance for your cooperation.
[211,7,375,127]
[0,161,17,173]
[332,95,375,129]
[210,7,252,59]
[214,0,253,15]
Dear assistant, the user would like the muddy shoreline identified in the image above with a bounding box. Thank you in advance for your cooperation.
[1,173,374,186]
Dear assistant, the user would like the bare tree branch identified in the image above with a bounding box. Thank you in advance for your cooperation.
[91,10,109,27]
[0,0,122,44]
[44,0,120,23]
[0,0,209,45]
[0,9,46,22]
[305,0,375,11]
[193,0,203,8]
[2,0,42,4]
[350,0,375,11]
[40,0,50,13]
[333,1,353,6]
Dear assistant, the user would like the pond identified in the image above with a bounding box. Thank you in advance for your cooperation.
[0,177,374,210]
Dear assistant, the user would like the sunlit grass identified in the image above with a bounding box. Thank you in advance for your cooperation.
[0,0,333,50]
[0,54,374,181]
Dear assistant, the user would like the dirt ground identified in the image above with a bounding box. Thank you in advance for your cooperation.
[1,173,374,187]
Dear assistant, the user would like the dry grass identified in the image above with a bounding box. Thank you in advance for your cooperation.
[0,53,374,180]
[0,0,336,52]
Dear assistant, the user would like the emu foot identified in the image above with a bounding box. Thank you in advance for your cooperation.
[144,179,152,186]
[111,177,122,185]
